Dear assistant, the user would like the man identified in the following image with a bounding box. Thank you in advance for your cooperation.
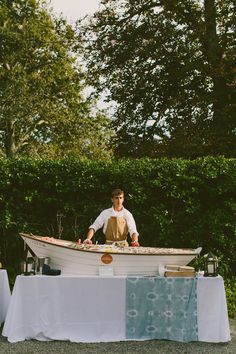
[83,188,140,247]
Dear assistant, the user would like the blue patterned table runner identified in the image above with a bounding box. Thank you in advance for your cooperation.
[126,276,198,342]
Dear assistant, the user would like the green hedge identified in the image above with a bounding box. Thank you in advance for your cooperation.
[225,277,236,318]
[0,157,236,278]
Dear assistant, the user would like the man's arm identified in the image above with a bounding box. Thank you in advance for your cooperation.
[87,228,95,240]
[125,210,140,246]
[131,233,139,242]
[83,210,106,244]
[83,228,95,244]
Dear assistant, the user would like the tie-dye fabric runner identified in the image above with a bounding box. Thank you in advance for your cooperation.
[126,276,198,342]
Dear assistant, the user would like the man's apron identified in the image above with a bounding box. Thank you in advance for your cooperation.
[105,216,129,246]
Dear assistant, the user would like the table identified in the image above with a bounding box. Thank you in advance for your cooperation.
[3,275,126,343]
[197,276,231,343]
[0,269,11,325]
[2,275,231,343]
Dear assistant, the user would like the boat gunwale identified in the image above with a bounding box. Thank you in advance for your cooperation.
[20,233,200,257]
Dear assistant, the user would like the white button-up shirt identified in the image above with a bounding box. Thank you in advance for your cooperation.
[89,207,138,237]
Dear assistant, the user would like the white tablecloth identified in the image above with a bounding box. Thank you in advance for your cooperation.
[0,269,11,325]
[197,276,231,343]
[2,275,231,343]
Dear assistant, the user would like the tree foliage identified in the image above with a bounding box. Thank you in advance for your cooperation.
[80,0,236,157]
[0,0,114,159]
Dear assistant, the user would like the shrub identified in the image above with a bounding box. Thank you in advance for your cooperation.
[225,277,236,319]
[0,156,235,277]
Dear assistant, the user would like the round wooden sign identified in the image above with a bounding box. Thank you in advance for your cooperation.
[101,253,113,264]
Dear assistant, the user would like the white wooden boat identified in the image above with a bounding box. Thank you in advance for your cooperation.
[20,233,202,276]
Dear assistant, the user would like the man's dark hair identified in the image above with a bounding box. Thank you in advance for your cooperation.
[111,188,124,198]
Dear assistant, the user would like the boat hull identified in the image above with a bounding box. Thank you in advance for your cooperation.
[20,233,201,276]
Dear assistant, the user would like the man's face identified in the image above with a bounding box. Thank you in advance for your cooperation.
[112,193,124,210]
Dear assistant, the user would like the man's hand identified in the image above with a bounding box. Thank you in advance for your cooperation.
[83,238,93,245]
[131,240,140,247]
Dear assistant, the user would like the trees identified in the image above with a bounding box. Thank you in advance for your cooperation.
[80,0,236,157]
[0,0,114,159]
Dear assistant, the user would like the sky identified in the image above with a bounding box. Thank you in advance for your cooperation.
[50,0,100,22]
[50,0,114,111]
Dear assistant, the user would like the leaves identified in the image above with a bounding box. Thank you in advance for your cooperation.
[80,0,236,157]
[225,277,236,318]
[0,0,114,159]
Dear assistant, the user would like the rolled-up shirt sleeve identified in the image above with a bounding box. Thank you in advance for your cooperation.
[125,210,139,236]
[89,210,109,232]
[89,211,106,232]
